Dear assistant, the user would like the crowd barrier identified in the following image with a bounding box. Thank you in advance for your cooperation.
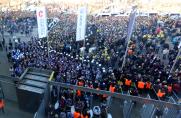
[0,74,181,118]
[140,95,156,118]
[162,97,179,118]
[48,81,181,110]
[123,100,134,118]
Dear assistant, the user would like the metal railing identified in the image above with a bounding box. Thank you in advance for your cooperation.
[0,75,181,110]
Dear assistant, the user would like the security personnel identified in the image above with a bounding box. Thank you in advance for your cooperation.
[157,89,165,99]
[109,84,115,93]
[74,111,81,118]
[138,81,145,94]
[145,81,151,90]
[125,79,132,87]
[124,78,132,91]
[138,81,145,89]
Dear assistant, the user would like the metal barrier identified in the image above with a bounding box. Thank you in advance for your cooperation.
[140,104,156,118]
[176,110,181,118]
[162,97,179,118]
[0,75,181,110]
[49,81,181,110]
[140,95,156,118]
[123,100,134,118]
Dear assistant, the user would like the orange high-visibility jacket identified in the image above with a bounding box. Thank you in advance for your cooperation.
[138,81,145,89]
[125,79,132,86]
[145,82,151,89]
[109,85,115,93]
[157,89,165,98]
[74,111,81,118]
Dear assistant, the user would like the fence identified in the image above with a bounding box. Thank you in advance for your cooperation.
[140,95,156,118]
[123,100,134,118]
[162,97,180,118]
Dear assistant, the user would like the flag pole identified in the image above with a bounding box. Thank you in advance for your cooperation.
[121,6,137,71]
[82,2,88,62]
[169,43,181,74]
[47,35,50,58]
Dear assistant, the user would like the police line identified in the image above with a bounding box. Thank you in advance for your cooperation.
[0,75,180,110]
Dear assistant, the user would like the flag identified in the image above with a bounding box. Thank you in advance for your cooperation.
[36,7,48,38]
[126,8,137,44]
[121,7,137,70]
[76,7,87,41]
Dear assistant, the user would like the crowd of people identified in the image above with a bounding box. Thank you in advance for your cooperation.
[2,12,181,117]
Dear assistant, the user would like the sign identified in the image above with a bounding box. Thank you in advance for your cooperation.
[127,8,137,42]
[76,7,87,41]
[36,7,48,38]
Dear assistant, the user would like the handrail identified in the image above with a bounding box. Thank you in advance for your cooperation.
[19,68,29,80]
[48,71,55,81]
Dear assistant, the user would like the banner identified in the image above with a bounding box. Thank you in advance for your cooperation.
[76,7,87,41]
[36,7,48,38]
[127,8,137,43]
[121,7,137,70]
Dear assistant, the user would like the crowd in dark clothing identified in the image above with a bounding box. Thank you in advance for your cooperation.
[0,16,36,36]
[5,13,181,117]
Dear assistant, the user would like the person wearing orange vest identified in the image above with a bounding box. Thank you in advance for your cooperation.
[0,99,5,113]
[74,111,81,118]
[137,81,145,94]
[125,79,132,87]
[124,78,132,91]
[138,81,145,89]
[109,84,115,93]
[145,81,151,89]
[157,89,165,99]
